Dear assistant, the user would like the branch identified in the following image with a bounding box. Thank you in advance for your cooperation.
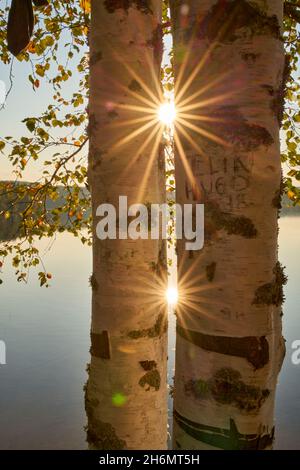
[22,138,88,218]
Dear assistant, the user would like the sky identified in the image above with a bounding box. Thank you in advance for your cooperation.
[0,50,83,181]
[0,0,85,182]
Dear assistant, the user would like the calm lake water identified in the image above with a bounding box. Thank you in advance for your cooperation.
[0,217,299,449]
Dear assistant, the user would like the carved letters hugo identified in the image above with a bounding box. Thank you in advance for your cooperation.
[185,152,253,211]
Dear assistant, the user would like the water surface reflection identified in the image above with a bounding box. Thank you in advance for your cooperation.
[0,218,299,448]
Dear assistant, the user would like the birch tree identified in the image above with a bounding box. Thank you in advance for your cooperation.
[85,0,168,450]
[170,0,287,450]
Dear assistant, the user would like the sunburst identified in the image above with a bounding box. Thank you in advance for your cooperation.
[99,49,234,201]
[96,30,237,309]
[158,101,177,126]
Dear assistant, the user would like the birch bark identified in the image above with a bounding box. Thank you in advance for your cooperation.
[86,0,168,450]
[171,0,286,450]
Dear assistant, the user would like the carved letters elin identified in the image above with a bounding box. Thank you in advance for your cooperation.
[185,153,253,210]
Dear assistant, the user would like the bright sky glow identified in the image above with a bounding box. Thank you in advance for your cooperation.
[158,101,177,126]
[166,287,178,306]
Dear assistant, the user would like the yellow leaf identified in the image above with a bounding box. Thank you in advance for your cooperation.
[80,0,91,13]
[27,42,36,53]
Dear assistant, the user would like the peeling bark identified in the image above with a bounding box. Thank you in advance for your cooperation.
[174,410,274,450]
[177,325,269,369]
[90,331,111,359]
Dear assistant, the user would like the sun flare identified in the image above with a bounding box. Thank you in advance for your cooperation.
[166,287,179,306]
[158,101,177,126]
[107,47,231,203]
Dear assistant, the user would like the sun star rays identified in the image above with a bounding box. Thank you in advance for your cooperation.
[102,54,233,205]
[99,36,236,313]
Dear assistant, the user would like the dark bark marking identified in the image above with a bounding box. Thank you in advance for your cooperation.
[205,200,257,239]
[241,52,260,63]
[128,79,142,92]
[150,243,168,280]
[158,142,165,171]
[253,262,287,307]
[185,368,270,412]
[86,418,127,450]
[84,385,99,417]
[104,0,152,15]
[196,0,281,43]
[177,324,269,369]
[90,51,103,66]
[175,440,182,449]
[139,360,157,371]
[128,312,167,339]
[89,273,98,291]
[90,331,111,359]
[208,106,274,151]
[262,55,291,127]
[139,368,161,391]
[87,113,98,138]
[276,54,292,127]
[146,24,163,66]
[107,110,119,119]
[206,262,217,282]
[272,174,284,212]
[174,410,274,450]
[85,380,126,449]
[89,147,105,171]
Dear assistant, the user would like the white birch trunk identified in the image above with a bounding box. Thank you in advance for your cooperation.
[86,0,168,450]
[171,0,286,450]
